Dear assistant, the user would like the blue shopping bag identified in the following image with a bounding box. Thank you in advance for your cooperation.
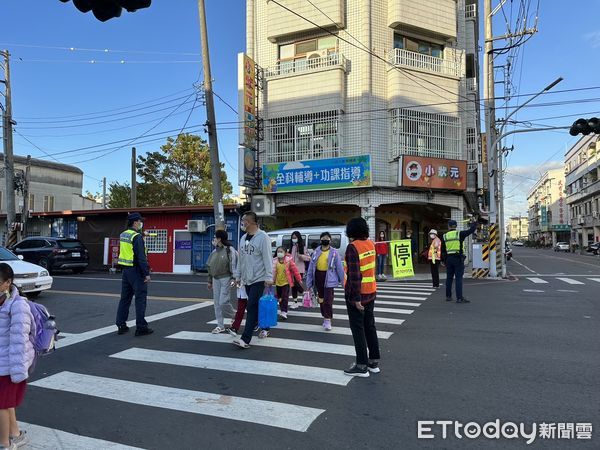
[258,289,278,329]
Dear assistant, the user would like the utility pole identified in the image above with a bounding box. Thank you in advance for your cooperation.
[131,147,137,208]
[1,50,16,248]
[21,155,31,238]
[198,0,225,230]
[483,0,498,277]
[102,177,107,209]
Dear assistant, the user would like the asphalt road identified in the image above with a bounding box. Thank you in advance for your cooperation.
[15,259,600,449]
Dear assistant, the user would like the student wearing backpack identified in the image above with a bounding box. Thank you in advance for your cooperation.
[206,229,238,334]
[272,246,302,321]
[0,263,32,449]
[306,232,345,331]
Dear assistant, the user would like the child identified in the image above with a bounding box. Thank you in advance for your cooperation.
[306,232,345,331]
[288,231,310,309]
[0,263,33,449]
[272,246,302,321]
[228,284,248,337]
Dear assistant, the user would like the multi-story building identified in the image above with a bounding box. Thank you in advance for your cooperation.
[565,134,600,247]
[507,216,528,241]
[244,0,482,254]
[527,168,570,246]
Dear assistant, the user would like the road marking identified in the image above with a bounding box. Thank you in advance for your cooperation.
[369,294,428,301]
[46,290,207,303]
[334,289,430,299]
[588,278,600,283]
[57,302,213,348]
[556,277,585,285]
[168,331,357,356]
[557,290,579,293]
[17,421,143,449]
[512,258,538,274]
[53,276,204,285]
[523,289,545,293]
[111,348,352,386]
[31,371,323,433]
[526,277,548,284]
[286,310,406,325]
[206,319,394,339]
[331,304,413,314]
[333,298,421,307]
[374,286,435,292]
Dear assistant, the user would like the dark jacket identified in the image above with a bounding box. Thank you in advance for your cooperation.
[131,230,150,277]
[441,221,478,261]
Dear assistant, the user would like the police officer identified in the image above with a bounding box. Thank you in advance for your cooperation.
[441,217,478,303]
[115,212,153,336]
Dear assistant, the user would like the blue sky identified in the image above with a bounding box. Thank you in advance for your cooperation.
[2,1,600,218]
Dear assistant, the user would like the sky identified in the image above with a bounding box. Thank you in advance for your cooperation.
[2,1,600,221]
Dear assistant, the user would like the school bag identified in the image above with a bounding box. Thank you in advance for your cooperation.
[28,300,58,356]
[258,289,278,329]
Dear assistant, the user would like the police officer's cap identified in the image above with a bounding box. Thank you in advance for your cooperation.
[127,212,144,221]
[448,220,457,228]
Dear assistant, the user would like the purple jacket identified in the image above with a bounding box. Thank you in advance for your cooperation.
[0,286,34,383]
[306,246,345,289]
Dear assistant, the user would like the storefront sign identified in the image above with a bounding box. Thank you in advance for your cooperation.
[390,240,414,278]
[558,179,565,224]
[398,156,467,191]
[238,146,257,187]
[175,240,192,250]
[238,53,258,150]
[540,205,548,231]
[262,155,371,193]
[551,224,571,231]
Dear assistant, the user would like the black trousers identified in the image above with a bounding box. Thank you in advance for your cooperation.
[346,300,380,366]
[430,260,440,287]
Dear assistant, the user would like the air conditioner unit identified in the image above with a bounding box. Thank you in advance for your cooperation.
[307,49,328,60]
[306,50,328,68]
[187,219,207,233]
[251,195,275,217]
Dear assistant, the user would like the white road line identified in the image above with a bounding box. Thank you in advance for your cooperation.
[334,290,431,299]
[53,276,204,285]
[17,421,143,449]
[557,290,579,293]
[588,278,600,283]
[206,319,394,339]
[111,348,352,386]
[523,289,545,293]
[332,298,421,307]
[511,258,538,274]
[31,372,323,433]
[335,286,434,293]
[371,294,429,301]
[331,304,413,314]
[168,331,357,356]
[286,310,406,325]
[57,302,213,348]
[526,277,549,284]
[556,277,585,285]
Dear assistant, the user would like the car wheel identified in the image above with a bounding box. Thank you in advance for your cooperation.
[73,268,86,274]
[26,291,41,299]
[38,257,49,269]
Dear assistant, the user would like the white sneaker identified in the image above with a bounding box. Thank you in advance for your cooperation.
[279,311,288,320]
[289,301,298,310]
[381,274,387,280]
[211,326,225,334]
[323,319,332,331]
[258,329,270,339]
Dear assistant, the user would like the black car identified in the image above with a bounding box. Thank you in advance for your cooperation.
[11,237,89,274]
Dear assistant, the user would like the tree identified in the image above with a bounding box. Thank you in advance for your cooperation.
[136,133,232,206]
[107,181,131,208]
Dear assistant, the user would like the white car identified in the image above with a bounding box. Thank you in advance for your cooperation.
[554,242,570,252]
[512,241,524,247]
[0,247,53,297]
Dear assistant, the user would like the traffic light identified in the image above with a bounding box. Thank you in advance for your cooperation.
[569,117,600,136]
[59,0,151,22]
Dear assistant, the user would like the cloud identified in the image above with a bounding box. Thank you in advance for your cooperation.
[502,160,563,219]
[584,31,600,48]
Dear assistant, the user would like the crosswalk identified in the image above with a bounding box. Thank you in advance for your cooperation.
[27,282,436,446]
[524,277,600,286]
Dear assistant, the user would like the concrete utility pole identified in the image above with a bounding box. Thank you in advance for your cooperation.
[483,0,499,277]
[102,177,107,209]
[131,147,137,208]
[198,0,225,230]
[1,50,17,248]
[21,155,31,238]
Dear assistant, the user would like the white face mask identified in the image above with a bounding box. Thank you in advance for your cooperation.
[277,252,285,258]
[240,224,246,232]
[292,238,298,244]
[430,234,436,239]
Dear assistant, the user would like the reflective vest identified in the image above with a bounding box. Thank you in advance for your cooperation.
[443,230,461,255]
[428,237,442,262]
[118,229,140,266]
[350,239,377,294]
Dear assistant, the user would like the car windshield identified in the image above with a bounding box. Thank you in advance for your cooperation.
[57,240,83,249]
[0,247,19,261]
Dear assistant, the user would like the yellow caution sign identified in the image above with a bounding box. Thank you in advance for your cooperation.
[390,240,414,279]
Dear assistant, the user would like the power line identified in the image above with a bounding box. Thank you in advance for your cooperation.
[14,58,200,65]
[0,42,201,56]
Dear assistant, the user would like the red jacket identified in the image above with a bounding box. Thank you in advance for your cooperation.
[272,255,302,286]
[375,241,389,256]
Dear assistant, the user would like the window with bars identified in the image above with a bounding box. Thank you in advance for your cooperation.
[145,229,168,254]
[265,111,341,163]
[390,108,461,160]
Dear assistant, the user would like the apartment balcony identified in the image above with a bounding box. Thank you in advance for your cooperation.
[265,52,347,79]
[388,48,462,78]
[388,0,457,39]
[465,3,477,19]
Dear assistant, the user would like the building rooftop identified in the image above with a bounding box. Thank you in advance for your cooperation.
[0,154,83,175]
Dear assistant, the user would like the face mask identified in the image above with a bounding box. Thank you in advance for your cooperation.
[380,235,384,239]
[277,252,285,258]
[321,240,330,247]
[430,235,436,240]
[292,239,298,244]
[138,222,144,231]
[212,238,218,247]
[240,224,246,232]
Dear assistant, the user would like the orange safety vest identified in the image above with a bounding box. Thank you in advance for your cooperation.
[428,237,442,262]
[350,239,377,294]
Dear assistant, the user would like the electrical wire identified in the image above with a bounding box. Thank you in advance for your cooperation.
[0,42,201,56]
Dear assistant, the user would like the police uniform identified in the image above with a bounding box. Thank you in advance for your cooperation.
[442,220,477,303]
[115,212,152,335]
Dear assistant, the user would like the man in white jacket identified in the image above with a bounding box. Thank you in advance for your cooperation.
[232,211,273,348]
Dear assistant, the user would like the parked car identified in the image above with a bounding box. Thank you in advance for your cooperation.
[0,247,53,297]
[512,240,524,247]
[11,237,89,274]
[586,242,600,255]
[553,242,570,252]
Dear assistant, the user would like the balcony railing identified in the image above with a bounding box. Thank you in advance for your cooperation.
[265,52,347,78]
[389,48,462,78]
[465,4,477,19]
